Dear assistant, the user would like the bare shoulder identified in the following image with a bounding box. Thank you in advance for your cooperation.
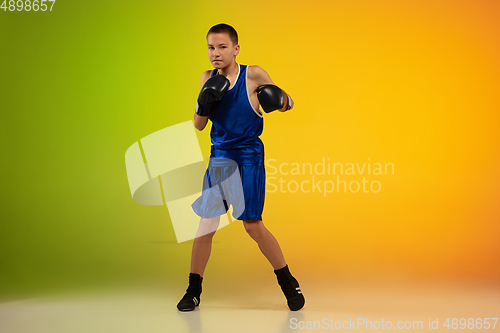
[247,65,267,80]
[201,69,212,80]
[247,65,274,91]
[199,69,213,88]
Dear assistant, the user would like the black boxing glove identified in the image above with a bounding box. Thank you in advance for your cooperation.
[256,84,291,113]
[196,74,230,117]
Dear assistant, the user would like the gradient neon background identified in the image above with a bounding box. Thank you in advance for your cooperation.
[1,0,499,303]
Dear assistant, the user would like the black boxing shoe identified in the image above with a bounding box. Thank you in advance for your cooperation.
[274,265,305,311]
[177,273,202,311]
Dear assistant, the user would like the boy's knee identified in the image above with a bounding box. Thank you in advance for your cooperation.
[196,216,221,238]
[243,220,263,238]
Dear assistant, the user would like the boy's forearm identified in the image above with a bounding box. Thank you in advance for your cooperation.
[194,113,209,131]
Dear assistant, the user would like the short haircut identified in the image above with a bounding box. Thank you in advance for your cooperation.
[206,23,238,47]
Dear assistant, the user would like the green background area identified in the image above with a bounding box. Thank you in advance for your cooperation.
[0,1,217,299]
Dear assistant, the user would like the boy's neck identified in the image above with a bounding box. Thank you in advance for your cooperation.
[217,61,238,77]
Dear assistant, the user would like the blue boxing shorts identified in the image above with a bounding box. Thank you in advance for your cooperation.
[191,157,266,221]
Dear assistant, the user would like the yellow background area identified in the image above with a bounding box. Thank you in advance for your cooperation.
[201,0,500,284]
[1,0,499,301]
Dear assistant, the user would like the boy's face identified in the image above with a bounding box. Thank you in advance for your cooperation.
[206,32,239,69]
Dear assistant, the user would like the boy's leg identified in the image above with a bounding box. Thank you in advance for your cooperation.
[177,216,220,311]
[191,216,221,276]
[243,219,305,311]
[242,219,286,269]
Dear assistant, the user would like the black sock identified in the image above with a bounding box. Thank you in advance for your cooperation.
[188,273,203,293]
[274,265,291,281]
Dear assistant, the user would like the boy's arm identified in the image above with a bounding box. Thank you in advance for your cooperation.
[194,70,212,131]
[248,65,294,110]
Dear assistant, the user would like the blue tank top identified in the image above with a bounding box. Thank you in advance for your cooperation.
[209,64,265,166]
